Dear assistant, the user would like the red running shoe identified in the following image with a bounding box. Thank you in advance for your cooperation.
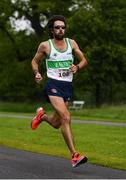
[31,107,45,130]
[71,152,88,167]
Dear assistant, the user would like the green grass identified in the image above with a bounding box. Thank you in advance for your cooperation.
[0,102,126,170]
[0,102,126,122]
[0,116,125,170]
[71,105,126,122]
[0,101,52,113]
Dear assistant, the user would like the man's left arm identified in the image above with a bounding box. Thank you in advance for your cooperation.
[70,39,88,73]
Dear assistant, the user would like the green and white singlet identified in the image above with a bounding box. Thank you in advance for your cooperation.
[46,38,74,82]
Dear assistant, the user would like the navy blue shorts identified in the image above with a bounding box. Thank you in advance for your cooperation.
[44,78,73,102]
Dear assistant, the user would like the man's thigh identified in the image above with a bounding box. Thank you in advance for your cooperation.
[49,95,69,118]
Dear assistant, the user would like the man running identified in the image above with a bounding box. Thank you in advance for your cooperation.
[31,15,88,167]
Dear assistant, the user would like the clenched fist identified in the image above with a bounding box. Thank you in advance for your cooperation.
[35,72,43,84]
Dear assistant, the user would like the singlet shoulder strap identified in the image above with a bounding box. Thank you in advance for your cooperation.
[48,39,54,49]
[66,38,73,50]
[48,38,72,55]
[47,39,54,58]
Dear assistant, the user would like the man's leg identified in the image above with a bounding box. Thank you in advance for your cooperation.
[42,101,69,129]
[48,96,88,167]
[43,112,61,129]
[31,96,75,153]
[48,95,76,155]
[31,95,88,167]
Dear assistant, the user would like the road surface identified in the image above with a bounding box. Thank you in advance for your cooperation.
[0,146,126,179]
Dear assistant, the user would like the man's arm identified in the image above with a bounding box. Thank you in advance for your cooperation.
[31,42,47,83]
[70,39,88,73]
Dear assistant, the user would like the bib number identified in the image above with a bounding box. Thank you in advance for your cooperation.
[59,70,70,77]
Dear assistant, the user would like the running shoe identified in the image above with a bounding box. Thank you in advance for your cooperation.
[71,152,88,167]
[31,107,45,130]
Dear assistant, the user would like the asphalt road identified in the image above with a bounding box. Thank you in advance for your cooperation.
[0,146,126,179]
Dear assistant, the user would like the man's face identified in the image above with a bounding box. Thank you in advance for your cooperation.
[53,20,66,40]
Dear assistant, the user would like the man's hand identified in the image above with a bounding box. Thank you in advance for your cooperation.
[35,72,43,84]
[70,64,79,74]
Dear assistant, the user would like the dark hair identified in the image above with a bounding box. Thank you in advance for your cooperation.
[47,15,66,38]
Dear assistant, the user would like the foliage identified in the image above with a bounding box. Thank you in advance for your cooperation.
[0,0,126,106]
[68,0,126,106]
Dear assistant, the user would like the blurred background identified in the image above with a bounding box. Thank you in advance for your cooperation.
[0,0,126,107]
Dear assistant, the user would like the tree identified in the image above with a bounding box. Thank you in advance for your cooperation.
[0,0,126,105]
[0,0,81,61]
[68,0,126,106]
[0,0,86,102]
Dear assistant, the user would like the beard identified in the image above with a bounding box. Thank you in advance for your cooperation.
[54,33,64,40]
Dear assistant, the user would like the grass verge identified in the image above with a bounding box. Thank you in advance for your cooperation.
[0,102,126,122]
[0,116,125,170]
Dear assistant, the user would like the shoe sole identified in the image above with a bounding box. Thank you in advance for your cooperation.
[72,156,88,168]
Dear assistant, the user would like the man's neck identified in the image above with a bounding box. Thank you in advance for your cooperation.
[53,38,67,51]
[53,38,65,44]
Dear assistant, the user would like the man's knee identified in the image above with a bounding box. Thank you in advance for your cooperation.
[61,111,71,124]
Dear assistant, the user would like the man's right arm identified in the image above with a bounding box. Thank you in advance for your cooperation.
[31,42,47,83]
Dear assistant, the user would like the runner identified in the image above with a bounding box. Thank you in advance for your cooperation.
[31,15,88,167]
